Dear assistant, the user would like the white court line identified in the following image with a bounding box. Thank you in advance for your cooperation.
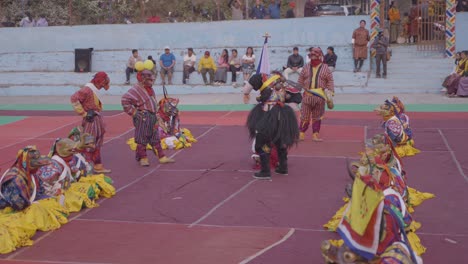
[157,168,254,173]
[6,258,112,264]
[238,228,296,264]
[0,112,126,151]
[364,125,368,142]
[0,119,78,150]
[189,179,257,228]
[438,129,468,183]
[289,155,353,159]
[219,110,234,119]
[7,124,218,260]
[66,219,468,238]
[103,127,134,144]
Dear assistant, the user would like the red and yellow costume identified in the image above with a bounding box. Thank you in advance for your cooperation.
[298,47,334,141]
[70,72,111,173]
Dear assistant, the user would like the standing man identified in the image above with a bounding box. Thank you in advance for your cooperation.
[159,46,176,85]
[125,49,142,85]
[283,47,304,80]
[268,0,281,19]
[121,67,175,166]
[371,29,389,78]
[388,1,401,44]
[298,48,334,142]
[352,20,370,72]
[250,0,266,19]
[183,48,197,84]
[70,72,111,174]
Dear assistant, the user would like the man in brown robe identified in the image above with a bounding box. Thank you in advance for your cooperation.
[352,20,370,72]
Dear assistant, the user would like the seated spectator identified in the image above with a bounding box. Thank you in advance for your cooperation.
[283,47,304,80]
[251,0,266,19]
[286,2,296,18]
[444,51,467,96]
[229,0,244,20]
[183,48,197,84]
[160,46,176,85]
[35,14,48,27]
[323,46,337,72]
[456,51,468,97]
[198,51,217,85]
[229,49,242,87]
[268,0,281,19]
[214,49,230,85]
[242,47,256,82]
[147,55,158,77]
[20,12,35,27]
[125,49,142,85]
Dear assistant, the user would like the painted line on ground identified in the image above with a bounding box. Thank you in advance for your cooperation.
[5,260,112,264]
[238,228,296,264]
[0,118,78,151]
[158,168,254,173]
[289,155,356,159]
[364,125,368,142]
[438,129,468,183]
[189,179,257,228]
[58,219,468,237]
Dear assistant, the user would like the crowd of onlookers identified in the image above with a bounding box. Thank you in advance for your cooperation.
[125,46,338,86]
[1,12,48,27]
[442,51,468,97]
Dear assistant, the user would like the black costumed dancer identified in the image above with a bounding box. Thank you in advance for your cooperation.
[243,73,300,180]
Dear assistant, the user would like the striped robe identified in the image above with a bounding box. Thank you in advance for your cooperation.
[121,84,160,146]
[70,85,105,147]
[298,63,334,132]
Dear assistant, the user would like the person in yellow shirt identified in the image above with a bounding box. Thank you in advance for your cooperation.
[388,1,401,43]
[198,51,217,85]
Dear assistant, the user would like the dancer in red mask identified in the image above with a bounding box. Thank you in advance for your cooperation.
[71,72,111,173]
[298,47,335,141]
[121,61,175,166]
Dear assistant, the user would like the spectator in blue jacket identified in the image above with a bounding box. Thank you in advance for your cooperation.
[251,0,266,19]
[268,0,281,19]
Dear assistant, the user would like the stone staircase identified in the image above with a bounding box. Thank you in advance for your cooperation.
[0,45,452,96]
[361,45,453,94]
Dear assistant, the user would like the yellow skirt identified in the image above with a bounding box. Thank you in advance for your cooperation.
[0,209,36,254]
[126,128,198,151]
[20,198,69,232]
[323,198,350,232]
[396,141,421,158]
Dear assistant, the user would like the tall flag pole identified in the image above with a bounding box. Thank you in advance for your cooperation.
[256,32,271,74]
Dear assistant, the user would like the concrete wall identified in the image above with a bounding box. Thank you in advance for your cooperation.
[0,16,370,74]
[456,12,468,51]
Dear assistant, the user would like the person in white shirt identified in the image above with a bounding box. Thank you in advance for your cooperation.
[183,48,197,84]
[242,47,256,83]
[19,12,35,27]
[125,49,143,85]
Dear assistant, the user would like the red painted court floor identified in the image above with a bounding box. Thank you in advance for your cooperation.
[0,110,467,264]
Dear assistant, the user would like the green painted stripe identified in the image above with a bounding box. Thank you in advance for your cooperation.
[1,103,468,112]
[0,116,26,125]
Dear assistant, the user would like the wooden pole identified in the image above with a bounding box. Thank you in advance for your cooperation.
[68,0,72,25]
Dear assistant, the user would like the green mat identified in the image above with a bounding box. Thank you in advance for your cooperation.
[0,116,26,125]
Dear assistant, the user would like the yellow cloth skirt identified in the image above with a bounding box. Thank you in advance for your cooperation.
[0,209,36,254]
[126,128,197,151]
[323,198,350,232]
[396,141,421,158]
